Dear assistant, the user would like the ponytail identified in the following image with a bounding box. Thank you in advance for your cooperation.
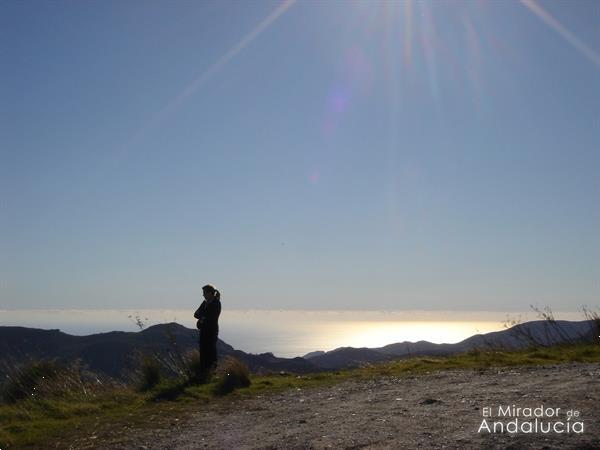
[202,284,220,301]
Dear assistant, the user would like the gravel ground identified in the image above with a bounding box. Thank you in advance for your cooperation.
[95,362,599,449]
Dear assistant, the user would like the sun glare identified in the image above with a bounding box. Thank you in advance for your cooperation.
[329,320,505,350]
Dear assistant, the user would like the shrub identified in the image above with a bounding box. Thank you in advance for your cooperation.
[0,359,109,403]
[183,351,203,385]
[212,356,251,396]
[136,356,162,392]
[582,306,600,344]
[0,360,64,404]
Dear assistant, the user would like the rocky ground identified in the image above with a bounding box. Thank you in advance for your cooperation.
[92,362,599,449]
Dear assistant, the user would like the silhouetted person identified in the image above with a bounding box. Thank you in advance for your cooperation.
[194,284,221,379]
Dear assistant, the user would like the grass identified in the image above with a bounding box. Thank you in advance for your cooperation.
[1,342,599,448]
[231,342,600,397]
[0,383,215,448]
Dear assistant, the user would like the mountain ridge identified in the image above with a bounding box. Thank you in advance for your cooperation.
[303,319,597,369]
[1,319,596,379]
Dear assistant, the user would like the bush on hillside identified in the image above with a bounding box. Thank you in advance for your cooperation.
[135,355,162,392]
[0,359,106,404]
[212,356,251,396]
[183,351,204,385]
[1,360,63,403]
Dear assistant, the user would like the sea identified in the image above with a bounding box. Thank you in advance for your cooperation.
[0,309,584,358]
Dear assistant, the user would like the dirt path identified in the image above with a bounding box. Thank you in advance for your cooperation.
[102,362,599,449]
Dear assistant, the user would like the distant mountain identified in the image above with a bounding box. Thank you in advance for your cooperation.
[302,350,325,359]
[0,323,318,380]
[457,319,595,350]
[303,319,597,369]
[2,319,596,380]
[304,347,396,370]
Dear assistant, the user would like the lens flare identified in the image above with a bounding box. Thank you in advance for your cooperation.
[121,0,297,157]
[520,0,600,69]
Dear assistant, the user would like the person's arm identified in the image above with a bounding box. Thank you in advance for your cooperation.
[194,302,206,322]
[204,300,221,327]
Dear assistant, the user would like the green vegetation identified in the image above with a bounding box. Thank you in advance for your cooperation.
[1,360,67,404]
[1,342,599,448]
[238,342,600,396]
[183,351,203,385]
[213,356,251,395]
[136,356,162,392]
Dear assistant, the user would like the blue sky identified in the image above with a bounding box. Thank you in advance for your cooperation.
[2,0,599,311]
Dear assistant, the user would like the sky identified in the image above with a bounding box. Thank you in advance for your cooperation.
[1,0,599,312]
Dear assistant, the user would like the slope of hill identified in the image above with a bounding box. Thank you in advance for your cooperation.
[303,319,597,369]
[1,319,596,379]
[2,338,599,449]
[0,323,317,379]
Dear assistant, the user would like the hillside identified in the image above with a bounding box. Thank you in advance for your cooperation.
[0,323,316,379]
[1,319,596,379]
[303,319,597,368]
[2,341,599,449]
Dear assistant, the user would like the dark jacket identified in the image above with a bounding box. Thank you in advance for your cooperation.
[194,298,221,336]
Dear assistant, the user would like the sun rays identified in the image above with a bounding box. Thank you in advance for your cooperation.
[117,0,599,195]
[121,0,297,158]
[520,0,600,69]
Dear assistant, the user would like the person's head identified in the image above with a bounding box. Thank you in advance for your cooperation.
[202,284,220,302]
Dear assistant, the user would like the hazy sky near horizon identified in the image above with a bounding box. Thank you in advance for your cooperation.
[2,1,599,311]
